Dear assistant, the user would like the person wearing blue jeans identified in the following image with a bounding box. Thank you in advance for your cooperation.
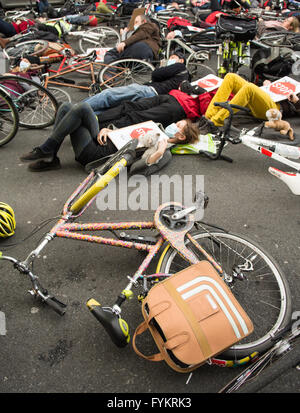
[36,0,49,15]
[85,52,189,115]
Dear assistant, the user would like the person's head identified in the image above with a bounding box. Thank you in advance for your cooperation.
[167,52,186,66]
[282,16,300,32]
[10,57,31,73]
[134,14,148,31]
[166,119,200,144]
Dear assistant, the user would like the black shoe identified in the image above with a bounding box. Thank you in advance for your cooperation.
[20,147,53,162]
[180,80,206,96]
[198,118,219,135]
[28,157,61,172]
[222,119,242,139]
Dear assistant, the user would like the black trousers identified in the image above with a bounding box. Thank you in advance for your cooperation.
[98,95,186,129]
[104,42,154,64]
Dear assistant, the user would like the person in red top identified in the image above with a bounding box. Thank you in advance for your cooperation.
[0,18,35,38]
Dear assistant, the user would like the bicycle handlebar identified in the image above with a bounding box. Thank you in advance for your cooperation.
[251,40,271,50]
[213,101,251,114]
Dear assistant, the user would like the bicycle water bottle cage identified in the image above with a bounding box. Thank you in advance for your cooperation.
[154,202,199,265]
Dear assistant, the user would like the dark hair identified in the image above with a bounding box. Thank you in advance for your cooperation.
[173,51,186,64]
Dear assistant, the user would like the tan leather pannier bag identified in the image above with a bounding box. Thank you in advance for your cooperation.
[132,261,254,372]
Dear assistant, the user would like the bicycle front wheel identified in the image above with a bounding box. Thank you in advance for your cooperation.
[98,59,155,88]
[0,76,59,129]
[0,88,19,147]
[186,52,216,81]
[4,39,49,59]
[156,229,292,359]
[78,26,120,54]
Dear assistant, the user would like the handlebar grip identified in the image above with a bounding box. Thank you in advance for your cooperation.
[87,299,130,348]
[45,297,67,316]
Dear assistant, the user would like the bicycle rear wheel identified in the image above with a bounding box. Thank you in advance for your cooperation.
[236,332,300,393]
[186,52,216,81]
[78,26,120,54]
[98,58,155,88]
[0,88,19,147]
[0,76,58,129]
[4,39,49,60]
[156,229,292,359]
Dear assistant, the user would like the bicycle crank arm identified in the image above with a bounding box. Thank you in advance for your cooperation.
[171,206,197,220]
[86,299,130,348]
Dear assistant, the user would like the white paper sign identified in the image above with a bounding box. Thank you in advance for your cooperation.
[260,76,300,102]
[191,74,223,92]
[108,121,169,150]
[86,48,111,62]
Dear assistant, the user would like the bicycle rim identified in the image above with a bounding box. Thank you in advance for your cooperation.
[98,59,155,88]
[47,87,72,103]
[0,89,19,147]
[156,230,292,359]
[186,53,216,81]
[78,26,120,54]
[16,86,58,129]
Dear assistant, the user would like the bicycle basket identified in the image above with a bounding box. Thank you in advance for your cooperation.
[216,15,257,42]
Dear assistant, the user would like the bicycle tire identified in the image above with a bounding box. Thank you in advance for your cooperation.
[4,39,49,59]
[259,32,300,48]
[236,336,300,393]
[78,26,120,54]
[186,52,216,80]
[0,75,58,129]
[97,58,155,89]
[156,229,292,359]
[0,88,19,147]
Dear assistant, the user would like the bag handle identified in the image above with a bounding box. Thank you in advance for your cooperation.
[132,321,164,362]
[163,282,212,359]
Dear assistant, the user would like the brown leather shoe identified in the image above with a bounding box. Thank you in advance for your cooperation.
[0,37,11,49]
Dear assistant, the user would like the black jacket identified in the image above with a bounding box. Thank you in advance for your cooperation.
[146,63,190,95]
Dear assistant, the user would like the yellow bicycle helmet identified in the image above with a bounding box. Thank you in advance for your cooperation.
[0,202,16,238]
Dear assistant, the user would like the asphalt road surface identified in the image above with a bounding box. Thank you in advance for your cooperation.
[0,64,299,398]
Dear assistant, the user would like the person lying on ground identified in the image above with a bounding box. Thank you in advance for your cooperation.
[198,73,300,134]
[65,2,114,26]
[256,15,300,37]
[0,17,35,38]
[0,58,42,98]
[85,52,190,115]
[104,14,162,64]
[0,17,72,49]
[19,102,200,175]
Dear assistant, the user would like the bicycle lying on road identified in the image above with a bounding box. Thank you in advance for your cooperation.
[219,318,300,392]
[0,138,292,367]
[202,101,300,195]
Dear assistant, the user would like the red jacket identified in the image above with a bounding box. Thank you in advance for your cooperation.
[12,19,35,34]
[169,89,235,119]
[205,11,228,26]
[169,89,220,119]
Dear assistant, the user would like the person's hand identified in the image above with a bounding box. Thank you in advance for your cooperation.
[263,79,272,87]
[116,42,126,53]
[166,31,176,39]
[120,27,128,35]
[288,93,299,104]
[171,2,180,9]
[97,128,111,145]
